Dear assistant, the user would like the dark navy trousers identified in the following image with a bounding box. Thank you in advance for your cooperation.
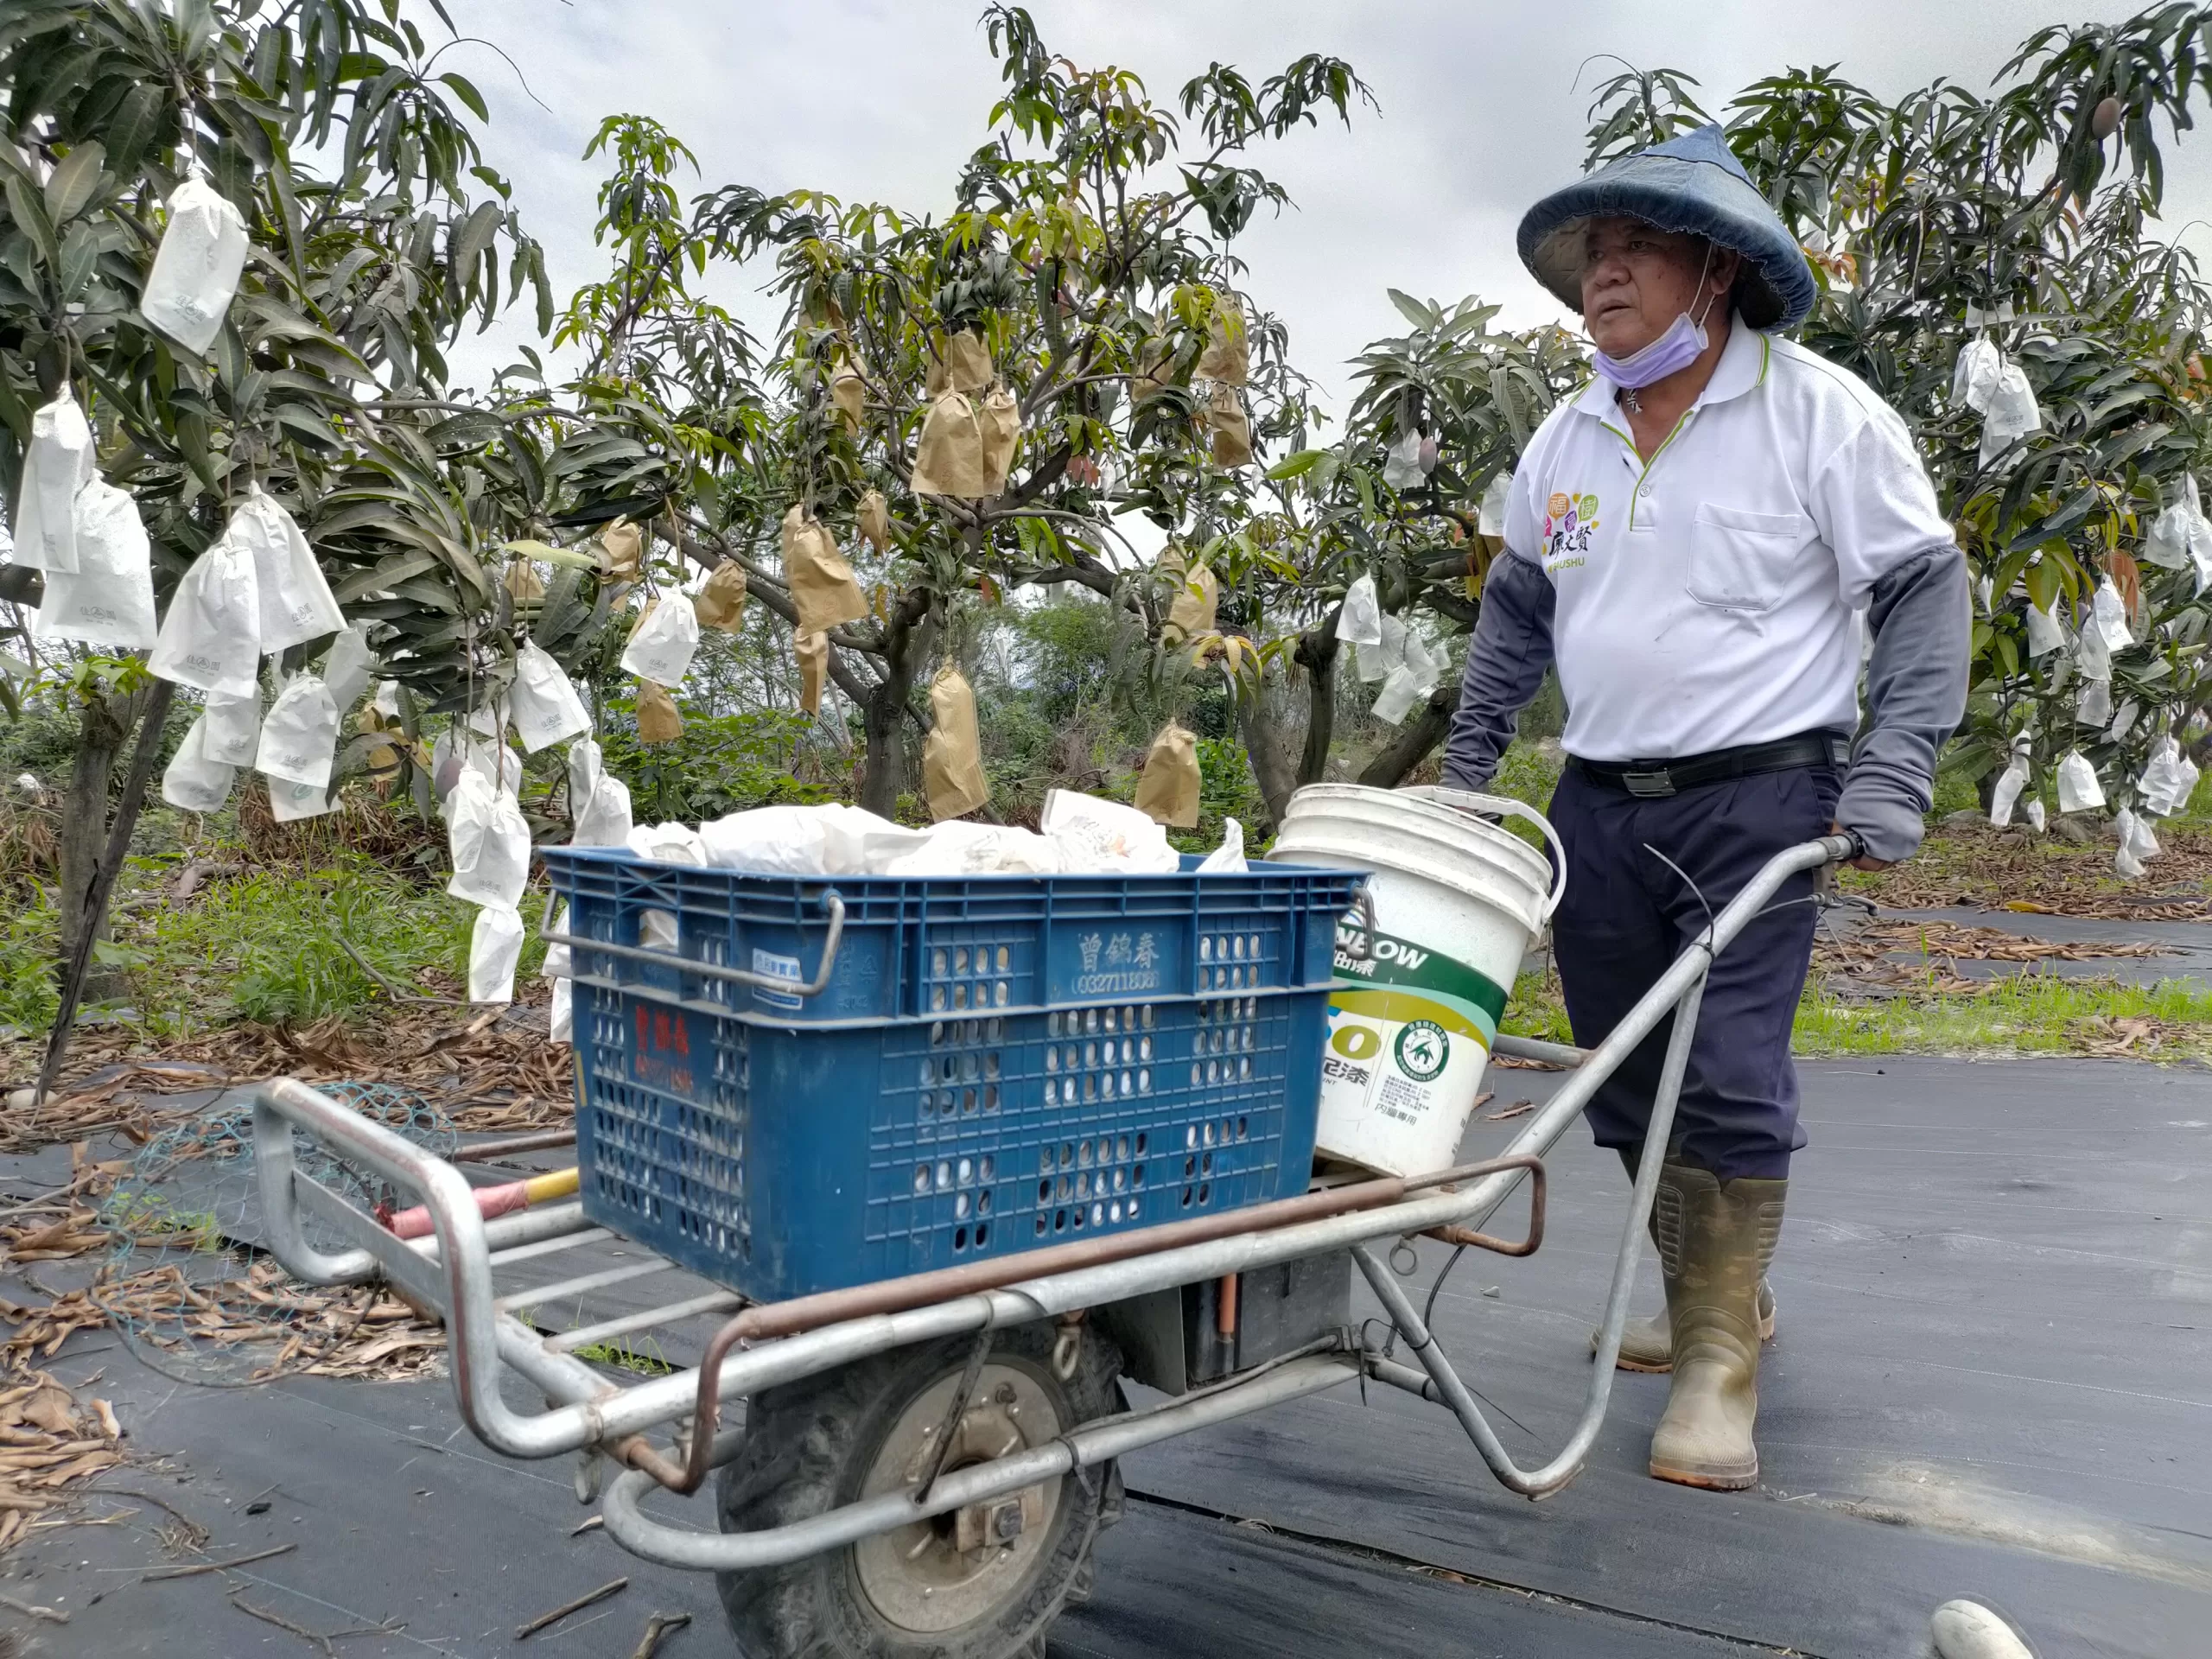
[1545,760,1843,1182]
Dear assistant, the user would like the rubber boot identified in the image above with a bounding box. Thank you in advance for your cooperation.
[1646,1160,1786,1491]
[1590,1147,1777,1373]
[1599,1279,1777,1373]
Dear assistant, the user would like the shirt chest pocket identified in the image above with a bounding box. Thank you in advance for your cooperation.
[1688,503,1814,613]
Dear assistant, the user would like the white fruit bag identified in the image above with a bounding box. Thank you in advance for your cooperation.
[1357,612,1407,684]
[1040,789,1181,874]
[884,821,1063,876]
[148,529,261,698]
[1987,749,2030,828]
[161,715,235,813]
[571,773,633,849]
[203,689,261,766]
[430,728,523,798]
[2140,735,2201,817]
[33,478,156,648]
[255,675,340,788]
[321,626,376,713]
[468,904,526,1005]
[626,822,709,866]
[2024,600,2066,657]
[2144,476,2199,570]
[236,490,346,652]
[1197,817,1248,874]
[567,735,603,813]
[2091,575,2134,652]
[2055,751,2105,814]
[2024,798,2046,832]
[1477,471,1512,538]
[445,770,532,909]
[1382,431,1425,492]
[11,391,94,572]
[2076,675,2112,728]
[508,639,592,752]
[619,595,701,687]
[1338,573,1383,649]
[544,901,572,1043]
[141,169,249,355]
[1979,360,2042,465]
[268,776,338,823]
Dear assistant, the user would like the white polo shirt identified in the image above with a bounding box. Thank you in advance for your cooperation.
[1503,319,1954,763]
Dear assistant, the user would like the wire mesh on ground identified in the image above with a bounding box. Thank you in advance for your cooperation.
[3,1083,455,1390]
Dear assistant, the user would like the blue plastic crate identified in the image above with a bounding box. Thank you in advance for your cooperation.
[540,852,1366,1301]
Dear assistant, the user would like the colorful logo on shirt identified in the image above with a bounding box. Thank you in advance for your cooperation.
[1541,491,1599,569]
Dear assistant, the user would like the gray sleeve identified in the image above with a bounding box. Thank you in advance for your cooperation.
[1834,544,1970,863]
[1440,550,1556,791]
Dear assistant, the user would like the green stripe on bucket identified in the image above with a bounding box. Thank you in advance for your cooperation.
[1332,925,1511,1030]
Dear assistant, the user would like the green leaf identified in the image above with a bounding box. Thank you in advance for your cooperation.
[43,140,105,226]
[1385,289,1440,331]
[1265,448,1327,481]
[2024,558,2061,614]
[438,71,489,121]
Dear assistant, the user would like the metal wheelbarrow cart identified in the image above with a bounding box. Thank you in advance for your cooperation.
[251,820,1858,1657]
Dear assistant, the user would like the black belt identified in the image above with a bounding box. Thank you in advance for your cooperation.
[1569,732,1850,799]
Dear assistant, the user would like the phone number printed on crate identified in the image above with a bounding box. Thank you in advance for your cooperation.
[1073,930,1163,998]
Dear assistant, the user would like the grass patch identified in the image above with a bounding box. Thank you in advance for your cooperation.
[115,855,519,1035]
[1793,973,2212,1058]
[569,1338,676,1376]
[1499,943,2212,1061]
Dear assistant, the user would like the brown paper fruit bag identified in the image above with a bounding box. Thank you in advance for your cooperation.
[695,559,747,632]
[978,386,1020,497]
[923,664,991,820]
[943,329,993,394]
[635,678,683,745]
[1197,297,1249,386]
[1166,561,1219,640]
[1135,721,1202,827]
[600,518,643,582]
[910,391,989,499]
[782,505,870,633]
[504,557,545,602]
[1206,384,1254,468]
[796,630,829,715]
[830,359,866,430]
[857,489,892,552]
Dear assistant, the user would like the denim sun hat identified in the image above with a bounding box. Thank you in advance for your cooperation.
[1517,124,1815,332]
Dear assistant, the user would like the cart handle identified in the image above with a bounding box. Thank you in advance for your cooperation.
[537,887,847,1001]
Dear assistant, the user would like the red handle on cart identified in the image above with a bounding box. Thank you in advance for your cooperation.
[380,1167,579,1240]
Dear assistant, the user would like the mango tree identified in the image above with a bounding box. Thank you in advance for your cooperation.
[0,0,551,1071]
[556,6,1372,817]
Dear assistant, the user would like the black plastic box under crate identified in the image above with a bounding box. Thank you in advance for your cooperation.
[541,850,1367,1302]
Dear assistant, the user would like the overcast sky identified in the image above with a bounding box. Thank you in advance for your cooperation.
[440,0,2212,411]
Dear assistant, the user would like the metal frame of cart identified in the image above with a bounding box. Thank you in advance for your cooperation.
[250,836,1853,1633]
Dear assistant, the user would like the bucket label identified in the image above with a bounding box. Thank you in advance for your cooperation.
[1331,920,1508,1046]
[1318,920,1513,1167]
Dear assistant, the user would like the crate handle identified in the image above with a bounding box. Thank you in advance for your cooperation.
[537,888,849,1001]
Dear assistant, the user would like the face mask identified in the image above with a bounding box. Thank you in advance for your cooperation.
[1592,244,1719,391]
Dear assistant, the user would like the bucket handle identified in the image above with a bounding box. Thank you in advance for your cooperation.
[1399,787,1569,921]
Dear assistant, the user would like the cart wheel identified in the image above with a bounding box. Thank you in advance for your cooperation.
[715,1319,1125,1659]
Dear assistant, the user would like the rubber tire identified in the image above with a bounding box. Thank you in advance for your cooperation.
[715,1320,1124,1659]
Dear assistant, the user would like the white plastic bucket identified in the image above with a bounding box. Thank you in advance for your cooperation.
[1273,785,1566,1178]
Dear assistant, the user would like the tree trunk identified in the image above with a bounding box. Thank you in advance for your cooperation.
[858,593,936,817]
[57,684,155,997]
[1292,623,1340,789]
[1357,678,1459,789]
[1237,673,1300,832]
